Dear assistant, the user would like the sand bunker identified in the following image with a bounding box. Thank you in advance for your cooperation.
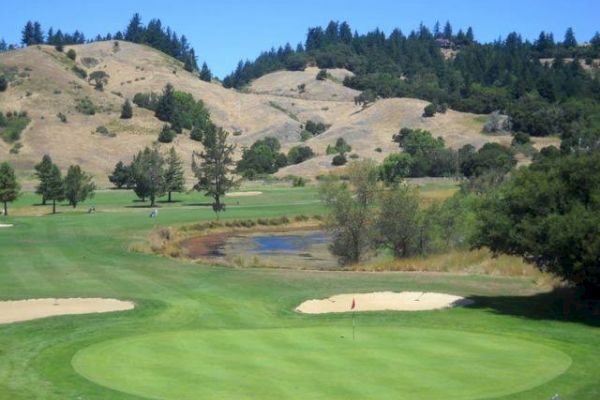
[296,291,473,314]
[225,191,262,197]
[0,224,13,228]
[0,298,135,324]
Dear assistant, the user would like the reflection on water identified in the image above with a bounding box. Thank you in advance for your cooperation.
[252,231,329,252]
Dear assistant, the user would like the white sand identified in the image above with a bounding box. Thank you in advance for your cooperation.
[0,298,135,324]
[0,224,13,228]
[295,291,473,314]
[225,191,263,197]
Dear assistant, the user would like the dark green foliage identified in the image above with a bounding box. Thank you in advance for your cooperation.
[190,126,203,142]
[199,62,212,82]
[0,76,7,91]
[154,84,214,135]
[422,103,437,117]
[57,112,67,123]
[512,132,531,145]
[109,161,132,189]
[75,98,95,115]
[327,138,352,155]
[379,153,413,183]
[34,155,53,205]
[120,99,133,119]
[46,164,64,214]
[287,146,314,164]
[131,146,165,206]
[460,143,516,178]
[88,70,109,90]
[237,137,287,177]
[304,120,330,136]
[391,128,458,177]
[316,69,328,80]
[474,152,600,293]
[393,128,444,156]
[192,127,237,214]
[21,21,44,46]
[66,49,76,61]
[64,165,96,208]
[0,162,20,216]
[133,92,160,110]
[0,111,30,143]
[158,124,176,143]
[71,65,87,79]
[331,153,347,166]
[164,147,185,202]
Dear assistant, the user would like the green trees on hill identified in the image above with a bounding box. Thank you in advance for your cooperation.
[237,137,288,178]
[0,162,20,216]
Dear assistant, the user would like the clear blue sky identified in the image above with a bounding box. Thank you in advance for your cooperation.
[2,0,598,77]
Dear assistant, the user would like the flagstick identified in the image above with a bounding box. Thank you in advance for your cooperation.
[352,310,355,341]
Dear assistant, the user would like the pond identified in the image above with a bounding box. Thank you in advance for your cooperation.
[183,230,338,269]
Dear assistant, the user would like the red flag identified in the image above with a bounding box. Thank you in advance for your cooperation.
[351,297,356,310]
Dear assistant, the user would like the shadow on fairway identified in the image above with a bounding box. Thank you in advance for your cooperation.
[468,287,600,327]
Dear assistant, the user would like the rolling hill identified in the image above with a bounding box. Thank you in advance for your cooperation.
[0,41,555,186]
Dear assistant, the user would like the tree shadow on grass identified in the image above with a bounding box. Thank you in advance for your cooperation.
[467,287,600,328]
[157,200,183,204]
[185,202,213,207]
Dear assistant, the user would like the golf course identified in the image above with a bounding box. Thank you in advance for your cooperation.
[0,185,599,400]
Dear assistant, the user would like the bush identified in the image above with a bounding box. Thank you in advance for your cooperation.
[54,43,64,52]
[327,138,352,155]
[483,111,512,134]
[133,92,160,111]
[297,83,306,93]
[0,76,7,92]
[332,153,347,166]
[292,176,306,187]
[158,125,176,143]
[0,111,31,143]
[120,99,133,119]
[305,120,330,135]
[66,49,76,61]
[71,65,87,79]
[512,132,531,145]
[190,126,203,142]
[76,98,96,115]
[57,112,67,123]
[300,131,312,141]
[316,69,328,80]
[287,145,315,164]
[95,126,110,135]
[422,103,437,117]
[237,137,288,176]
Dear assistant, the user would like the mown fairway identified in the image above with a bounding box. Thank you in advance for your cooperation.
[0,185,599,399]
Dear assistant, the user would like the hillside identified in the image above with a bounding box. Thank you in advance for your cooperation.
[0,41,554,185]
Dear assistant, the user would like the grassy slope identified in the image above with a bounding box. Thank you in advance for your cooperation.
[0,187,598,399]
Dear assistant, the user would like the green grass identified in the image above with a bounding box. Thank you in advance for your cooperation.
[0,186,599,399]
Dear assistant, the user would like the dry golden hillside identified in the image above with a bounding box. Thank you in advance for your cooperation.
[0,41,554,185]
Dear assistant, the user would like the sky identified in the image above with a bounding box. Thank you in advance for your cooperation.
[1,0,599,78]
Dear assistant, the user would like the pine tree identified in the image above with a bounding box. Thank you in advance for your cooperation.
[34,155,54,205]
[184,56,194,72]
[109,161,132,189]
[120,99,133,119]
[64,165,96,208]
[563,27,577,48]
[192,127,237,216]
[21,21,35,46]
[155,83,175,122]
[125,13,144,43]
[33,22,44,44]
[158,124,176,143]
[0,162,20,216]
[443,21,453,39]
[46,164,64,214]
[131,147,165,206]
[199,62,212,82]
[164,147,185,202]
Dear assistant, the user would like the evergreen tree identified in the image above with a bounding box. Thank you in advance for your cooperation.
[0,39,7,52]
[120,99,133,119]
[63,165,96,208]
[433,21,441,38]
[199,62,212,82]
[164,147,185,202]
[33,22,44,44]
[443,21,453,39]
[0,162,20,216]
[466,27,474,43]
[46,165,64,214]
[155,83,175,122]
[184,55,194,72]
[34,155,54,205]
[192,127,237,216]
[158,124,176,143]
[125,13,144,43]
[563,27,577,48]
[109,161,132,189]
[21,21,35,46]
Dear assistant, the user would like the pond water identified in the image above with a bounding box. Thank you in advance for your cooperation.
[221,230,338,269]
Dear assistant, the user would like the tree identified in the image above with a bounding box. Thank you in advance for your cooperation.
[66,49,76,61]
[422,103,436,117]
[120,99,133,119]
[158,124,176,143]
[88,70,109,90]
[63,165,96,208]
[331,153,347,166]
[377,183,421,257]
[0,75,7,92]
[164,147,185,202]
[563,27,577,48]
[125,13,144,43]
[184,56,195,72]
[316,69,328,80]
[109,161,132,189]
[46,165,64,214]
[379,153,413,183]
[443,21,453,39]
[0,162,20,216]
[192,127,237,215]
[473,153,600,294]
[155,84,175,122]
[237,137,287,177]
[287,145,314,164]
[34,155,54,205]
[199,62,212,82]
[320,161,379,264]
[131,147,165,206]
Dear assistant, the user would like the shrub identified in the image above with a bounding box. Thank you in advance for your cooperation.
[190,126,203,142]
[95,126,110,135]
[483,111,512,134]
[422,103,437,117]
[287,145,315,164]
[349,153,359,159]
[327,138,352,155]
[158,124,176,143]
[57,112,67,123]
[54,43,64,52]
[133,92,160,111]
[332,153,347,166]
[66,49,77,61]
[305,120,330,136]
[297,83,306,93]
[0,111,31,143]
[374,147,382,152]
[71,65,87,79]
[512,132,531,145]
[120,99,133,119]
[316,69,328,80]
[76,98,96,115]
[9,142,22,154]
[292,176,306,187]
[0,76,7,92]
[300,131,312,141]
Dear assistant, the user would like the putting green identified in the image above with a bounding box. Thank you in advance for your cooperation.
[72,327,571,400]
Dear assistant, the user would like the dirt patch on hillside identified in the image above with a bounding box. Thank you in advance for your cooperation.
[295,291,473,314]
[0,298,135,324]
